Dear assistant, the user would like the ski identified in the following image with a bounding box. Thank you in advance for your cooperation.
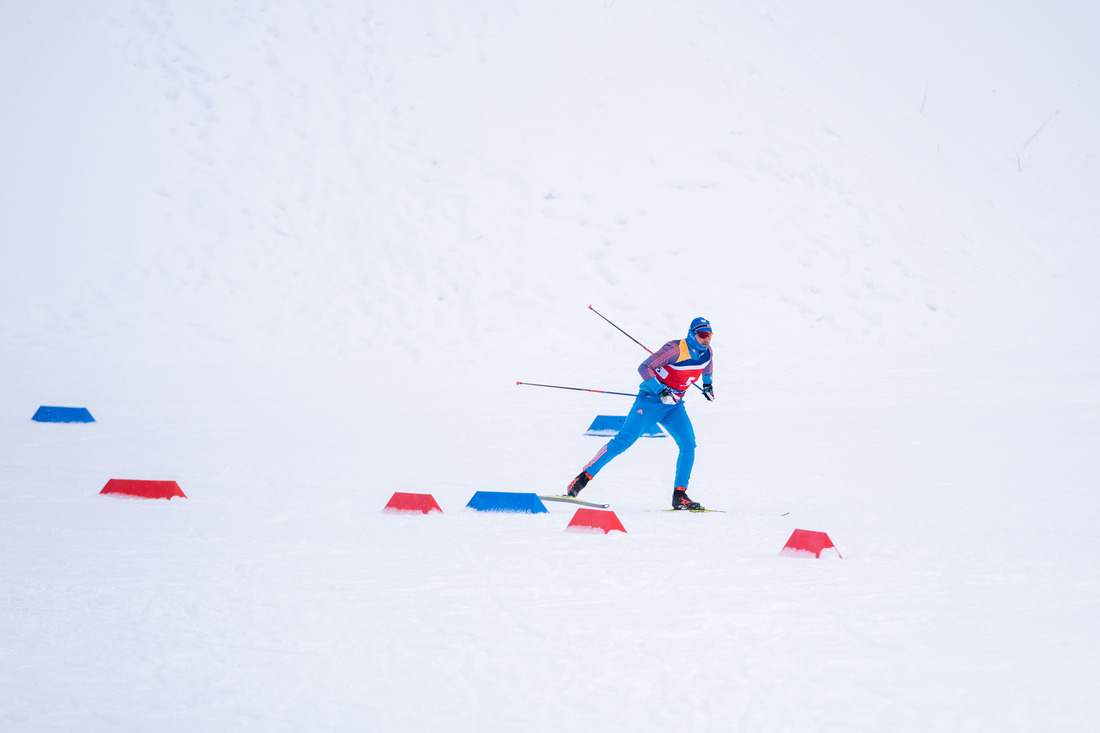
[538,495,611,509]
[663,508,726,513]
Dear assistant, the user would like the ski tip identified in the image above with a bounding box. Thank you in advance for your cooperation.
[538,494,611,509]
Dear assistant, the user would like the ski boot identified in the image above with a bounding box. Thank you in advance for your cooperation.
[672,487,704,511]
[566,471,592,497]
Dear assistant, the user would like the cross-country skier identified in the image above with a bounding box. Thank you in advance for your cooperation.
[565,317,715,510]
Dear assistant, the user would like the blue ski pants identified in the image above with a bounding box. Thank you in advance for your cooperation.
[582,393,697,488]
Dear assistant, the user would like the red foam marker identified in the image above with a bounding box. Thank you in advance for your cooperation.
[566,507,627,534]
[100,479,186,500]
[383,492,443,515]
[780,529,842,559]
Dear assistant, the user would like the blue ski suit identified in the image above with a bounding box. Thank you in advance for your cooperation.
[581,329,713,488]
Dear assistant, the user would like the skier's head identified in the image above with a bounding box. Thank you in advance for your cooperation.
[687,317,713,350]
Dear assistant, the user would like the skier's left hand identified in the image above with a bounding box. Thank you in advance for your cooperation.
[702,384,715,402]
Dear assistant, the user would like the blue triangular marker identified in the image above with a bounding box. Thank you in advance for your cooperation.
[585,415,664,438]
[32,406,95,423]
[465,491,548,513]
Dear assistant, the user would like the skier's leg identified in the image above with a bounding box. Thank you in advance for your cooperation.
[659,404,697,488]
[583,394,663,477]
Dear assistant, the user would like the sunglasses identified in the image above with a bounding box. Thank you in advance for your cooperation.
[695,330,713,339]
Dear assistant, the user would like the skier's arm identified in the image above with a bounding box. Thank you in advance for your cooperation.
[638,341,684,400]
[701,351,714,400]
[637,341,681,382]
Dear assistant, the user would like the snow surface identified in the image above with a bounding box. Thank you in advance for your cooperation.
[2,1,1099,731]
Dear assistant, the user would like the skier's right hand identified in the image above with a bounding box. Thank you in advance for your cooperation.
[659,388,677,405]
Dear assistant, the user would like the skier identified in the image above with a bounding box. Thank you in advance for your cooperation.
[565,317,715,510]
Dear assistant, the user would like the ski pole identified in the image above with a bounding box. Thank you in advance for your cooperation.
[516,381,635,397]
[587,305,708,395]
[587,304,653,354]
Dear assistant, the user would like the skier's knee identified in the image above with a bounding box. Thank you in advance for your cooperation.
[608,434,640,453]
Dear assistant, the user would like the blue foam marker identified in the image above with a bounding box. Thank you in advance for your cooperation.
[32,406,95,423]
[465,491,548,513]
[584,415,664,438]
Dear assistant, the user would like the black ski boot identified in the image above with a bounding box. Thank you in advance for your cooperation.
[566,471,592,497]
[672,487,703,511]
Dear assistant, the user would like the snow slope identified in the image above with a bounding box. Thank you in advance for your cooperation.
[2,1,1098,731]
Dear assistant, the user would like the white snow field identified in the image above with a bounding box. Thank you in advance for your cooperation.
[2,1,1099,731]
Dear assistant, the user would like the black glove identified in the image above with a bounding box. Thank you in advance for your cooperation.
[659,387,677,405]
[702,383,715,402]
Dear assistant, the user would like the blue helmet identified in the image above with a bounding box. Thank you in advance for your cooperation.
[689,317,712,337]
[687,317,713,350]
